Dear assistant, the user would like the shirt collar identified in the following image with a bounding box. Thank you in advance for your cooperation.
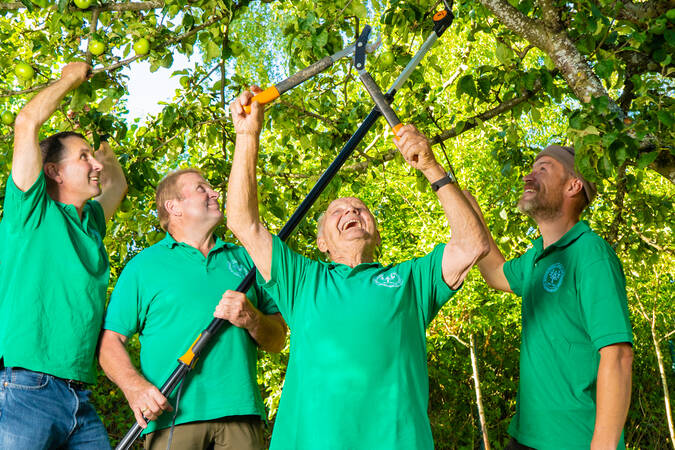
[321,259,384,277]
[159,233,233,252]
[532,220,590,255]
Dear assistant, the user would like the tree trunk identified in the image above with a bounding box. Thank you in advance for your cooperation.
[650,321,675,449]
[469,333,491,450]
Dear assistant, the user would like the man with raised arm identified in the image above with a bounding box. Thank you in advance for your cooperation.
[226,89,489,449]
[0,62,127,448]
[464,146,633,450]
[99,168,287,450]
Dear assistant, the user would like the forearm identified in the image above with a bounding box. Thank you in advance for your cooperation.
[247,313,287,353]
[227,134,262,241]
[592,343,633,449]
[15,78,79,133]
[98,331,150,397]
[96,142,127,192]
[94,141,128,220]
[423,163,489,262]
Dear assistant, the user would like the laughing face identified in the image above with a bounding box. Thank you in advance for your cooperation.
[517,156,569,220]
[317,197,381,256]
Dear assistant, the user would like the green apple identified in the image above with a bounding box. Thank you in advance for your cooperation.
[88,39,105,56]
[380,51,395,67]
[133,38,150,55]
[230,42,244,56]
[15,62,35,81]
[1,111,15,125]
[179,76,190,88]
[73,0,93,9]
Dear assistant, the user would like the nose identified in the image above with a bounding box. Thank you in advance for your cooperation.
[208,188,220,199]
[91,156,103,172]
[523,171,534,183]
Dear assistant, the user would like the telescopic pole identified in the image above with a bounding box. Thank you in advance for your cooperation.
[115,8,453,449]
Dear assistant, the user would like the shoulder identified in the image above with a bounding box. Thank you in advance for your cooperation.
[123,242,170,271]
[574,227,617,260]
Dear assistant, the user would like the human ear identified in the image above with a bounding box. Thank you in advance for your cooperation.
[44,163,61,183]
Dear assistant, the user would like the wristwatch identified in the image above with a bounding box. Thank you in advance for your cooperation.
[431,171,457,191]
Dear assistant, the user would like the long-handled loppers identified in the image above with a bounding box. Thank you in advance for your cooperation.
[115,5,454,449]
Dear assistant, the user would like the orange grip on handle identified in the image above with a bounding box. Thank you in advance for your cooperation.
[243,86,280,114]
[178,333,202,366]
[392,123,403,140]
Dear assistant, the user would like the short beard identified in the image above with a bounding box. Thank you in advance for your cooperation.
[517,195,563,221]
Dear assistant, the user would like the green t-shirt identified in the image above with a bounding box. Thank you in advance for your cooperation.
[503,221,633,450]
[103,234,279,434]
[0,172,109,383]
[262,236,457,450]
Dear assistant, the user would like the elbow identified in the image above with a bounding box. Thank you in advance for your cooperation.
[226,210,245,239]
[13,112,39,136]
[475,235,491,261]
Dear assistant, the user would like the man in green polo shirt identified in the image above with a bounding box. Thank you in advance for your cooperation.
[225,89,489,449]
[0,62,128,448]
[465,145,633,449]
[99,168,287,450]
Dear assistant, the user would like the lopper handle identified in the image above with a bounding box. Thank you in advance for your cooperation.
[243,86,280,113]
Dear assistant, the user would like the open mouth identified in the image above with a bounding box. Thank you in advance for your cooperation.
[341,219,361,231]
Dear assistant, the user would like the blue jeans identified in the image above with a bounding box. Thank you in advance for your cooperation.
[0,366,110,449]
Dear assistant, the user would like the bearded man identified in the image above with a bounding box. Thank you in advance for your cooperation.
[465,145,633,450]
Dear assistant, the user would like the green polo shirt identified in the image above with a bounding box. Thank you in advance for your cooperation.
[503,221,633,449]
[261,236,456,450]
[0,172,109,384]
[104,234,279,434]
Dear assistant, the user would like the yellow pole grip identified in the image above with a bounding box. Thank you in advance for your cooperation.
[178,333,202,366]
[243,86,280,114]
[392,123,403,140]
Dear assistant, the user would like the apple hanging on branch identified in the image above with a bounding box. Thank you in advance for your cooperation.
[15,62,35,81]
[88,39,106,56]
[133,38,150,56]
[1,111,15,126]
[73,0,94,9]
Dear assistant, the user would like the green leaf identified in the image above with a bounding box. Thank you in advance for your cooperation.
[637,151,659,169]
[205,40,220,62]
[57,0,68,13]
[457,75,477,98]
[656,110,674,127]
[20,0,34,12]
[98,97,115,113]
[495,42,513,65]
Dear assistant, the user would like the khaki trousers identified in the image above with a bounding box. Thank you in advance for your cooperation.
[144,416,263,450]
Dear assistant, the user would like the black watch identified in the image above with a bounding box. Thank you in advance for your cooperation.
[431,172,456,191]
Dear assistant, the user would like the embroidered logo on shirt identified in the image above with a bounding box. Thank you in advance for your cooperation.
[542,262,565,293]
[374,272,403,288]
[228,261,248,278]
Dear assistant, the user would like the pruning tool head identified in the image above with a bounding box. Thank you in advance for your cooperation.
[331,25,379,63]
[353,25,372,73]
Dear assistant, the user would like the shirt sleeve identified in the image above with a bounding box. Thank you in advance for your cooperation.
[258,235,312,326]
[408,244,459,327]
[503,250,532,297]
[103,258,145,338]
[2,171,48,231]
[578,255,633,351]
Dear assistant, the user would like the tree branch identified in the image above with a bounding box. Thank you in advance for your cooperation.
[0,1,164,11]
[0,11,232,98]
